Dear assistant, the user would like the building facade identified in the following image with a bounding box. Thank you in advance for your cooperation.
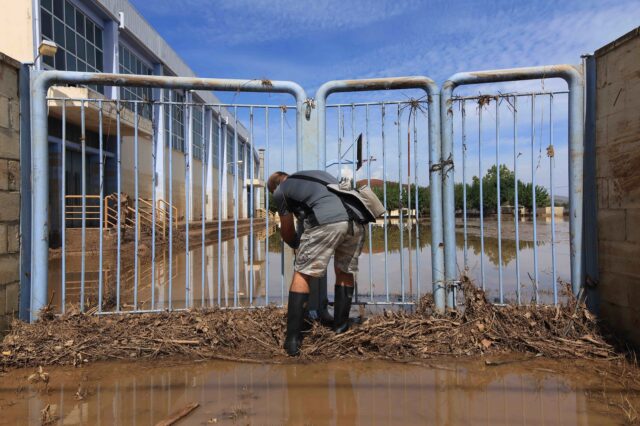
[0,0,261,245]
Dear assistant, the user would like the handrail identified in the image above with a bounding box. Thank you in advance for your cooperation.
[65,194,177,238]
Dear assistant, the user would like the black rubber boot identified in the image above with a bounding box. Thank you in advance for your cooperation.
[284,291,309,356]
[318,298,334,327]
[333,285,354,334]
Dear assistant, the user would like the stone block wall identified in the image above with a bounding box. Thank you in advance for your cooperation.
[595,27,640,347]
[0,53,21,335]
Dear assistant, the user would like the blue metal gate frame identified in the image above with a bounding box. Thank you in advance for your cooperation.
[26,65,585,321]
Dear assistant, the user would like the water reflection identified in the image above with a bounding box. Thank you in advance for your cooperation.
[0,359,633,425]
[48,217,569,311]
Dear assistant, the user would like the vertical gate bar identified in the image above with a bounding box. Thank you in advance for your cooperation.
[397,104,405,303]
[217,108,223,306]
[365,105,373,302]
[531,94,539,303]
[337,106,342,180]
[496,99,504,304]
[98,100,104,313]
[280,107,285,305]
[478,102,485,290]
[351,104,358,303]
[549,94,557,304]
[151,99,156,311]
[202,105,206,308]
[116,100,122,312]
[264,107,270,305]
[513,96,521,305]
[351,105,356,186]
[381,104,389,302]
[134,101,139,310]
[234,107,239,307]
[80,101,86,312]
[249,106,255,305]
[185,99,192,308]
[61,100,66,313]
[461,101,468,269]
[413,109,421,299]
[168,92,173,310]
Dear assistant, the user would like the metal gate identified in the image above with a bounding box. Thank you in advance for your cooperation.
[25,64,584,321]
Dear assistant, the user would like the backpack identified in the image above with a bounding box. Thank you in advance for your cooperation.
[326,180,386,223]
[288,174,385,224]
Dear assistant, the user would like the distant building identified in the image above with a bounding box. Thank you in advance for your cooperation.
[0,0,261,245]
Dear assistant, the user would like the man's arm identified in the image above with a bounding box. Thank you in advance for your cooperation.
[279,213,298,248]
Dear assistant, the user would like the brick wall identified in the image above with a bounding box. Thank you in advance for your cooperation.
[0,53,21,335]
[595,28,640,347]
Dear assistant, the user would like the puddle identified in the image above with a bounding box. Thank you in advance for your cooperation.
[48,218,570,311]
[1,358,637,425]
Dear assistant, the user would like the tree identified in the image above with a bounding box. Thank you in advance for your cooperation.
[457,165,550,213]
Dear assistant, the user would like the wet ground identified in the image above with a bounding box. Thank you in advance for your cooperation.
[1,358,638,425]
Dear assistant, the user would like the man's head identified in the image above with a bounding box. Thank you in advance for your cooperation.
[267,171,289,194]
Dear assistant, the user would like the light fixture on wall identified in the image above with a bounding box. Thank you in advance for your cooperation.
[34,40,58,63]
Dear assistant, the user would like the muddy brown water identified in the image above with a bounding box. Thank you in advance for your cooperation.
[1,358,638,425]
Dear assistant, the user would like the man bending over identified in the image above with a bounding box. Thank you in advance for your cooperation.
[267,170,366,356]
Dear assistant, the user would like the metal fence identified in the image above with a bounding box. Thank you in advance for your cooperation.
[25,65,585,321]
[450,91,570,305]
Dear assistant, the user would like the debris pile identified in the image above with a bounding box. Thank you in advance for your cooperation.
[0,278,625,369]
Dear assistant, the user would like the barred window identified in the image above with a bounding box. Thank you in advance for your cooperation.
[211,116,220,167]
[118,45,152,119]
[192,105,204,161]
[164,90,185,152]
[226,128,235,174]
[40,0,103,92]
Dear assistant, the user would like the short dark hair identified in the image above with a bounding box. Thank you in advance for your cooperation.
[267,171,288,193]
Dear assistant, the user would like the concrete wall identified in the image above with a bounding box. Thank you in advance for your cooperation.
[0,54,21,334]
[0,0,33,63]
[595,27,640,347]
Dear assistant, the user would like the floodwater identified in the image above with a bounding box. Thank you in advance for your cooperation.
[49,217,569,311]
[1,358,637,425]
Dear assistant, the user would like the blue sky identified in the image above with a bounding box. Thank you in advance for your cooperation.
[130,0,640,95]
[129,0,640,192]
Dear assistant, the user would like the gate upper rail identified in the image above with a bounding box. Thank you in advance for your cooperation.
[30,70,308,322]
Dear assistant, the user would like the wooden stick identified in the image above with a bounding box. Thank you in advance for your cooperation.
[155,402,200,426]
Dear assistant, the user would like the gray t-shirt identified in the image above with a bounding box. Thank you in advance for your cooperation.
[273,170,350,226]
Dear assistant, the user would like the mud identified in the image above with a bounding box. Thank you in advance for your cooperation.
[0,357,639,425]
[0,279,627,371]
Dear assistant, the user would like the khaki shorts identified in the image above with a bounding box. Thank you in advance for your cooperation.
[294,221,365,277]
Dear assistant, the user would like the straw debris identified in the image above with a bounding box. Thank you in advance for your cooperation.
[0,278,630,370]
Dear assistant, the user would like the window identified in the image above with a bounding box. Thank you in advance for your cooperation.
[211,116,220,167]
[226,128,235,173]
[40,0,104,92]
[118,45,153,119]
[192,105,204,161]
[164,90,185,152]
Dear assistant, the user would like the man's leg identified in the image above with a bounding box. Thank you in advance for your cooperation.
[284,272,311,356]
[307,275,333,326]
[332,223,365,333]
[333,266,355,333]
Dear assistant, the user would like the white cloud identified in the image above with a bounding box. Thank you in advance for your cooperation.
[143,0,422,45]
